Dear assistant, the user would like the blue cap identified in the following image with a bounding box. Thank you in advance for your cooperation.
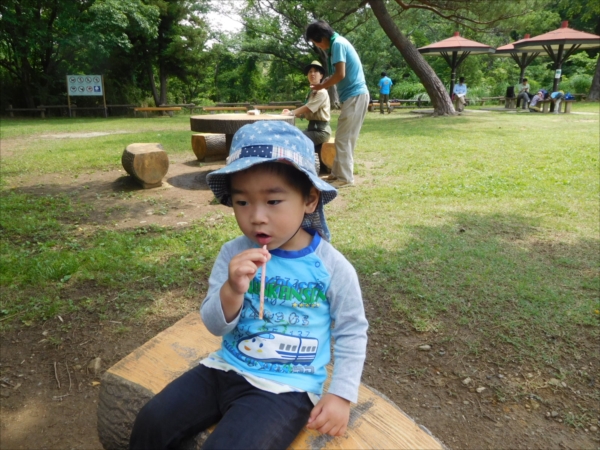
[206,121,337,240]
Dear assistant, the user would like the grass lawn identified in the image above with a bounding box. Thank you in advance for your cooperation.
[1,105,598,370]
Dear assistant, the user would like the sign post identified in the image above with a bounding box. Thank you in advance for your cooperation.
[66,75,107,117]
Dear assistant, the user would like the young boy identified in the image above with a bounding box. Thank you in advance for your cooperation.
[129,121,368,450]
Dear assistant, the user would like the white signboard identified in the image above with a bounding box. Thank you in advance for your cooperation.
[67,75,103,96]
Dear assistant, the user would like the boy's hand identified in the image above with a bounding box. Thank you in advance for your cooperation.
[306,393,350,436]
[221,248,270,321]
[226,248,270,295]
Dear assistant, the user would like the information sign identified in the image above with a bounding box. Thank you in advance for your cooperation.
[67,75,103,96]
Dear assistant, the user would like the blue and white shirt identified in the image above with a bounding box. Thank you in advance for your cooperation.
[200,231,368,403]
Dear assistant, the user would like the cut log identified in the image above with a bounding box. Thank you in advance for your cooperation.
[320,137,336,170]
[121,143,169,189]
[97,312,446,450]
[191,133,227,162]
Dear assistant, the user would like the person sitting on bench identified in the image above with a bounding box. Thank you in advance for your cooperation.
[528,90,545,112]
[452,77,467,112]
[516,78,532,109]
[282,60,332,152]
[129,121,368,450]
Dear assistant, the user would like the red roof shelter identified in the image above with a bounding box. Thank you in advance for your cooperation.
[513,21,600,91]
[493,34,540,83]
[419,32,495,96]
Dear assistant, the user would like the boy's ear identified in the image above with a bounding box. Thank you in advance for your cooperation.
[304,187,320,214]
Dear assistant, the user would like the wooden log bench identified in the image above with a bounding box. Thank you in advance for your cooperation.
[97,312,446,450]
[133,107,182,117]
[202,106,248,114]
[191,133,227,161]
[317,137,336,172]
[121,143,169,188]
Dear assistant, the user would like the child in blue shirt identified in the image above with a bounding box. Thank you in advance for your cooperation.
[129,121,368,449]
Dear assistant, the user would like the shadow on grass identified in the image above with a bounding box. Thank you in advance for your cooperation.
[340,211,599,364]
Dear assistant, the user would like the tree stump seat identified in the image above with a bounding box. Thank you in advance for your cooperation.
[121,143,169,189]
[97,312,446,450]
[319,137,336,171]
[191,133,228,162]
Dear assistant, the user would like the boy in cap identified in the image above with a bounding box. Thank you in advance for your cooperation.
[283,60,331,148]
[130,121,368,450]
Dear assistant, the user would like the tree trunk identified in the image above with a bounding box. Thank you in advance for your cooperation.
[368,0,455,115]
[147,63,160,107]
[588,56,600,101]
[159,62,168,106]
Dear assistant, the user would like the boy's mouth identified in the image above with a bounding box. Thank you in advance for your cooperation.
[256,233,271,246]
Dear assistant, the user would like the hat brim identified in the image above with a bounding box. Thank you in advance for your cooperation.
[303,64,325,76]
[206,156,337,207]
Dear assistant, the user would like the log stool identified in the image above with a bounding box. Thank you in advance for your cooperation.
[191,133,227,162]
[97,313,446,450]
[320,137,336,171]
[121,143,169,189]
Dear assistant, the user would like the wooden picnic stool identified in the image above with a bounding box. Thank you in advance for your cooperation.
[97,312,446,450]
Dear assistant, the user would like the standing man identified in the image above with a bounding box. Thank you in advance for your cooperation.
[305,20,369,189]
[516,78,531,109]
[378,72,393,114]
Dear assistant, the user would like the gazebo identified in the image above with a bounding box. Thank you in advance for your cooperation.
[513,21,600,91]
[494,34,540,83]
[418,32,495,96]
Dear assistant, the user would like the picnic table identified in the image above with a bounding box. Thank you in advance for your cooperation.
[190,113,295,152]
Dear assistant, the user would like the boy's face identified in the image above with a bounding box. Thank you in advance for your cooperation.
[311,39,329,50]
[230,165,319,251]
[306,67,323,85]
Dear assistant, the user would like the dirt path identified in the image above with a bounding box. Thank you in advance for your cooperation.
[1,155,598,449]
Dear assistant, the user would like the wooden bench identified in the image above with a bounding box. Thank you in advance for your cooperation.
[97,312,446,450]
[6,105,47,118]
[531,99,576,114]
[253,105,298,111]
[133,107,182,117]
[369,98,428,112]
[202,106,248,114]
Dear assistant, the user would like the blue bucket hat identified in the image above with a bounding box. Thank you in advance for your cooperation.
[206,121,337,240]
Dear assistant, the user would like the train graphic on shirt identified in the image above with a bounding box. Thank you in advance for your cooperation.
[236,332,319,365]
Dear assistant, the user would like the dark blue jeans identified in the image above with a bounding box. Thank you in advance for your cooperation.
[129,365,313,450]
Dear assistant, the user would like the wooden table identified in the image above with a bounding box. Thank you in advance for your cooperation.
[190,113,295,151]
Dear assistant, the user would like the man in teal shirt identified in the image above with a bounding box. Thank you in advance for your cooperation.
[306,20,369,188]
[378,72,393,114]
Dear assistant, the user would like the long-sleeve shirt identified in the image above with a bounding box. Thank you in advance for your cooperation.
[453,83,467,96]
[200,231,368,403]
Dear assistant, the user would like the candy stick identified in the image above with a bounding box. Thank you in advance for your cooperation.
[259,245,267,319]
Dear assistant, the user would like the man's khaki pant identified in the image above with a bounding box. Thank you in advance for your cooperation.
[332,93,369,184]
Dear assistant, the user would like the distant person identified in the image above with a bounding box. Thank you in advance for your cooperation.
[378,72,393,114]
[528,90,545,112]
[305,20,369,189]
[549,90,565,114]
[516,78,531,109]
[453,77,467,112]
[283,60,331,149]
